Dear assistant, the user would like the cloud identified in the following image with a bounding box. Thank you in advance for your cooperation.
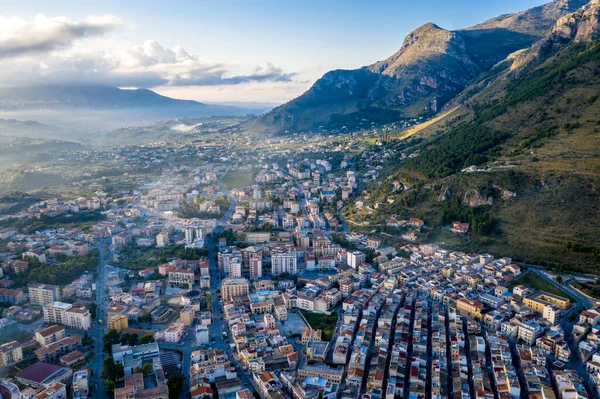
[0,14,300,102]
[0,13,124,58]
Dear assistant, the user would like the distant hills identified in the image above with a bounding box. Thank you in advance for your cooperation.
[0,85,262,133]
[242,0,590,134]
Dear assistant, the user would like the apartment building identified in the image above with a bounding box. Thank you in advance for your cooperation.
[347,251,366,269]
[168,269,195,289]
[29,283,61,306]
[250,257,263,279]
[271,248,297,276]
[107,314,129,332]
[221,278,250,301]
[0,341,23,366]
[43,302,91,330]
[165,322,186,343]
[456,298,485,321]
[34,325,66,346]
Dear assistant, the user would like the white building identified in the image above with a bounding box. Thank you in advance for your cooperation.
[229,258,243,278]
[347,251,366,269]
[43,302,91,330]
[543,305,560,324]
[271,248,297,276]
[165,322,186,343]
[195,325,209,345]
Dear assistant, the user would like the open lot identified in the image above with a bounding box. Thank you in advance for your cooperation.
[300,311,338,341]
[278,312,308,337]
[222,168,255,189]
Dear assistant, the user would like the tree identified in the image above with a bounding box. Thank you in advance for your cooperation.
[555,276,564,284]
[103,329,121,353]
[104,379,116,395]
[82,331,94,346]
[140,334,155,344]
[168,374,184,399]
[102,356,124,381]
[86,303,97,319]
[101,357,117,379]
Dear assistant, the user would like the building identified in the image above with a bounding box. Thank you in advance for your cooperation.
[43,302,91,330]
[34,383,67,399]
[180,306,196,326]
[518,320,544,345]
[35,335,82,362]
[72,370,89,399]
[168,269,195,289]
[59,350,85,367]
[347,251,366,269]
[0,341,22,366]
[196,325,209,345]
[271,248,297,276]
[250,257,263,279]
[29,284,61,306]
[0,288,24,304]
[112,342,160,364]
[107,314,129,332]
[456,298,485,321]
[543,305,560,324]
[156,231,170,248]
[229,258,243,278]
[524,291,570,313]
[301,328,322,345]
[165,322,185,343]
[298,364,344,384]
[35,325,66,346]
[221,278,250,302]
[16,362,73,388]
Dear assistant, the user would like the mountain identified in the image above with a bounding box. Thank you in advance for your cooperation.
[0,85,254,132]
[358,0,600,273]
[242,0,589,135]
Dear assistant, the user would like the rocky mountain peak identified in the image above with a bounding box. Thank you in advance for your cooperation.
[512,0,600,69]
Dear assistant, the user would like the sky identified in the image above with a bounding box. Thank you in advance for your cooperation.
[0,0,549,104]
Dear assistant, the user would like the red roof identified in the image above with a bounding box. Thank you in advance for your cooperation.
[16,362,63,383]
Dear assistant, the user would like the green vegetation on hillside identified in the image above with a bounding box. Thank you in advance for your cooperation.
[0,210,106,234]
[505,272,574,303]
[403,123,509,178]
[120,245,208,270]
[572,281,600,300]
[11,254,97,287]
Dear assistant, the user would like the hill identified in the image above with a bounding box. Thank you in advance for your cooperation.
[241,0,588,135]
[355,0,600,273]
[0,85,254,133]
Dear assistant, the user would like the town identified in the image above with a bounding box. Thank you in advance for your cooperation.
[0,134,598,399]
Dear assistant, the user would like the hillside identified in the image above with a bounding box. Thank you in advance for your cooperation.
[356,0,600,273]
[0,85,254,133]
[242,0,588,135]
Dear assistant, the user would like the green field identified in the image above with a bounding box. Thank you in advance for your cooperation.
[222,169,255,189]
[505,272,575,303]
[301,311,338,341]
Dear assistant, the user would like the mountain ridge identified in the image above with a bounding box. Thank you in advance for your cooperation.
[241,0,590,135]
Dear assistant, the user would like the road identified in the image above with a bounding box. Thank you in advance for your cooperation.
[91,239,110,398]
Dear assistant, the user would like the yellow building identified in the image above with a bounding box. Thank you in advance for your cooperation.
[107,314,129,332]
[0,341,23,366]
[180,306,196,326]
[524,291,570,312]
[456,298,485,321]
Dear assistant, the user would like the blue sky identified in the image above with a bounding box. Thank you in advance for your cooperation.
[0,0,548,103]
